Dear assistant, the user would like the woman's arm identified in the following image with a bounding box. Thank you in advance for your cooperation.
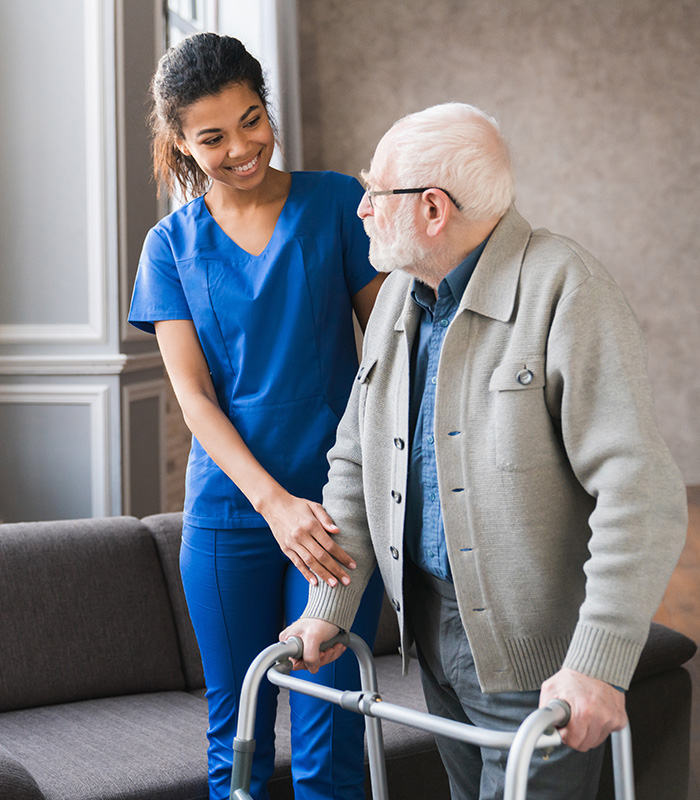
[351,273,386,332]
[155,319,356,587]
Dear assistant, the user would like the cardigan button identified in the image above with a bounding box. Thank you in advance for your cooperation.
[393,437,405,450]
[391,598,401,612]
[516,368,534,385]
[391,490,402,503]
[390,546,399,559]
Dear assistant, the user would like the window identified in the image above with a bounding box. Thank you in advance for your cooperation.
[167,0,217,46]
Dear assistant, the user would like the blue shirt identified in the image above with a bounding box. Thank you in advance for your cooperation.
[128,171,376,528]
[405,239,488,579]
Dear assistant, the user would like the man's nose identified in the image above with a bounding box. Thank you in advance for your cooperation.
[357,191,373,219]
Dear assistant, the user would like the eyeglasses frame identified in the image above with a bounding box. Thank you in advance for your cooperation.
[366,186,463,212]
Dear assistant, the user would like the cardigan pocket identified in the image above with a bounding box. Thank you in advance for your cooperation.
[489,358,562,472]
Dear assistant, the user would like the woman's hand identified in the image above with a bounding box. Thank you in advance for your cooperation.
[261,490,357,586]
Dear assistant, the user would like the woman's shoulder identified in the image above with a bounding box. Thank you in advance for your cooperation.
[291,170,362,198]
[151,196,205,236]
[144,196,210,260]
[289,171,364,225]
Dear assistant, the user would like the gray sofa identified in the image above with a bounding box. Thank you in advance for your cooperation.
[0,512,695,800]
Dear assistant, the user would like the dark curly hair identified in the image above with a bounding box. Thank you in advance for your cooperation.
[150,33,274,200]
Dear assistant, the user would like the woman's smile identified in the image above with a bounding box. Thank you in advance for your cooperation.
[226,151,261,175]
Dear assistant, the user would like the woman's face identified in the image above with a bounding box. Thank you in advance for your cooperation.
[177,81,275,193]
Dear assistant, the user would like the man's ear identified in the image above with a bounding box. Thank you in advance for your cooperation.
[419,189,450,238]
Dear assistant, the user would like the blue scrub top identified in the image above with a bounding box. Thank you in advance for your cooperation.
[129,171,376,529]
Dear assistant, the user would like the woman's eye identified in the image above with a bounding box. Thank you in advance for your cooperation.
[244,116,261,129]
[203,135,222,146]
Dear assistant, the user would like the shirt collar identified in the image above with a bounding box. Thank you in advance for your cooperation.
[411,236,489,312]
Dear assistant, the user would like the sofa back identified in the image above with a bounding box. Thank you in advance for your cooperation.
[141,513,205,689]
[0,517,186,712]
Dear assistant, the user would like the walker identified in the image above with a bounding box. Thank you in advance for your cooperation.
[229,632,635,800]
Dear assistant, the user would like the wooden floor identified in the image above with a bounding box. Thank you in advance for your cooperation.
[652,487,700,800]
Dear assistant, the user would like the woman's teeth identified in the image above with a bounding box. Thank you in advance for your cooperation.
[230,154,259,173]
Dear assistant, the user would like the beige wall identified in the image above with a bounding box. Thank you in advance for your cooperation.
[298,0,700,483]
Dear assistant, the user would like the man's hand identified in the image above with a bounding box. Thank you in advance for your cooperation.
[280,618,345,674]
[539,668,628,751]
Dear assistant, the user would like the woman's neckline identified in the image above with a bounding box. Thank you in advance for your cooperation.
[201,170,295,258]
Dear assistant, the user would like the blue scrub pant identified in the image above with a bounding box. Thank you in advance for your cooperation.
[180,523,384,800]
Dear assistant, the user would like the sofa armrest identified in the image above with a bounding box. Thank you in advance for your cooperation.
[0,747,45,800]
[633,622,697,681]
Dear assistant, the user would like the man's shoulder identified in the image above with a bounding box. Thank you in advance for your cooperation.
[525,226,613,286]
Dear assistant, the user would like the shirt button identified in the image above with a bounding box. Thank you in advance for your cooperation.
[391,598,401,612]
[431,376,437,385]
[427,434,434,445]
[429,492,436,501]
[516,369,534,386]
[393,437,405,450]
[440,318,449,327]
[391,490,402,503]
[390,546,399,559]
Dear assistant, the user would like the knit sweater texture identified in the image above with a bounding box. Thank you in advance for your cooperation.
[302,206,687,693]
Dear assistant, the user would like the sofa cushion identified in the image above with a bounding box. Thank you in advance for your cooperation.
[141,513,206,690]
[0,517,185,711]
[0,693,208,800]
[0,744,44,799]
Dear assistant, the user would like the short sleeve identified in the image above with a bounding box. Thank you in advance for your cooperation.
[340,176,378,296]
[128,227,193,334]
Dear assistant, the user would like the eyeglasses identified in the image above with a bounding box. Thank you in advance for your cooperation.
[365,186,463,212]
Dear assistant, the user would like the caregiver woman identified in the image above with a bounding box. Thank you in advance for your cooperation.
[128,33,384,800]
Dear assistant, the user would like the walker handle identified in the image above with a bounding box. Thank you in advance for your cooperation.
[284,631,351,660]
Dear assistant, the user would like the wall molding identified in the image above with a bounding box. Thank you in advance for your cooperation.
[121,378,167,515]
[0,351,163,376]
[0,383,111,516]
[0,0,109,345]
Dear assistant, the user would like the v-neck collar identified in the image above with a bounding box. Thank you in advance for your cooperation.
[198,172,295,259]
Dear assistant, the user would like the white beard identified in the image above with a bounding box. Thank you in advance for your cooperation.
[364,205,426,274]
[364,207,451,289]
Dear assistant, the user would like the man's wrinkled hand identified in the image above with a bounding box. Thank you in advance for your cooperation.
[539,668,627,751]
[280,618,344,674]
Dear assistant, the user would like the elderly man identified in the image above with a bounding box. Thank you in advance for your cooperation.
[282,103,687,799]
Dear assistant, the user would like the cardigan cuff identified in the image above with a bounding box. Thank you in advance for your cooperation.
[300,580,364,633]
[563,623,645,690]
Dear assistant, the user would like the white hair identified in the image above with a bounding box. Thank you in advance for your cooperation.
[386,103,515,221]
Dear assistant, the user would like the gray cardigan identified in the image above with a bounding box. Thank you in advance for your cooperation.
[303,206,687,693]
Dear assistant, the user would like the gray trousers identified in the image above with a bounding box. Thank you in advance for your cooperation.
[405,566,605,800]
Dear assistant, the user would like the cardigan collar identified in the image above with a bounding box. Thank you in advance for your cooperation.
[459,205,532,322]
[394,205,532,332]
